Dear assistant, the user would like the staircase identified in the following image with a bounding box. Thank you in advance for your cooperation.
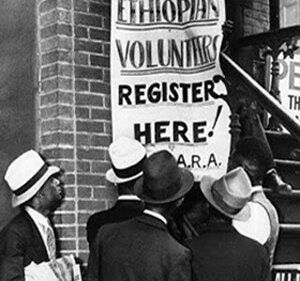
[220,52,300,266]
[265,131,300,263]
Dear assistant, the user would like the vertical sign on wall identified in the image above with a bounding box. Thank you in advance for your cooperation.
[111,0,231,180]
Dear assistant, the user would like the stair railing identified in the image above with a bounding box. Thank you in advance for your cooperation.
[220,52,300,144]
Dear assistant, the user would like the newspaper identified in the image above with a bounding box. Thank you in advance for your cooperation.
[25,255,82,281]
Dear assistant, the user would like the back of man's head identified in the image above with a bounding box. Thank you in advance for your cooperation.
[230,137,274,184]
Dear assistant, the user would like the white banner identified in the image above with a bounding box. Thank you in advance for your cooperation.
[111,0,231,181]
[271,47,300,121]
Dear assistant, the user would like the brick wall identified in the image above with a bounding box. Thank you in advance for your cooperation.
[36,0,114,265]
[242,0,270,36]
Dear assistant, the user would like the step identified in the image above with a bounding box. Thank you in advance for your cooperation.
[265,190,300,224]
[266,131,300,160]
[274,159,300,190]
[274,224,300,263]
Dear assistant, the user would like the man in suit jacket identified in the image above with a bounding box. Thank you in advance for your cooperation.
[185,167,270,281]
[86,137,146,247]
[0,150,64,281]
[86,150,194,281]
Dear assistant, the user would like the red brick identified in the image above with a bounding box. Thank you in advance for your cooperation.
[90,82,110,94]
[53,213,76,224]
[90,29,110,42]
[77,148,105,160]
[42,132,74,146]
[75,79,89,91]
[77,134,90,146]
[79,239,88,250]
[41,105,73,119]
[90,55,109,67]
[75,66,103,80]
[77,121,104,133]
[78,226,87,238]
[56,226,76,238]
[77,161,91,173]
[75,26,88,38]
[39,0,57,14]
[90,135,111,147]
[78,212,91,224]
[42,50,72,65]
[89,2,110,17]
[41,91,74,106]
[103,69,110,83]
[74,13,102,28]
[75,0,88,12]
[43,147,74,159]
[75,39,103,53]
[78,199,106,210]
[75,93,103,106]
[58,37,73,50]
[60,240,77,249]
[78,186,92,198]
[41,119,74,133]
[41,36,59,52]
[104,122,112,134]
[103,43,110,55]
[41,23,72,39]
[75,52,89,65]
[91,161,111,174]
[75,107,90,119]
[91,109,111,120]
[79,174,106,186]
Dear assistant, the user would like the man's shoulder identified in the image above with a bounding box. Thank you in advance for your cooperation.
[0,212,33,241]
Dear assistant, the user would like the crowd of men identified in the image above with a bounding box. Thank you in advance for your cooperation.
[0,135,287,281]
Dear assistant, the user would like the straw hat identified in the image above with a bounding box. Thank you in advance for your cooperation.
[106,137,146,184]
[5,150,60,207]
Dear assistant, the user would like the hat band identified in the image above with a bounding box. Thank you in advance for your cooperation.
[211,186,245,216]
[14,164,49,196]
[112,155,146,179]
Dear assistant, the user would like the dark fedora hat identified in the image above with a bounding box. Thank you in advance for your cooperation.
[134,150,194,204]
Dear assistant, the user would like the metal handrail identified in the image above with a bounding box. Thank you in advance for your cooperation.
[220,52,300,144]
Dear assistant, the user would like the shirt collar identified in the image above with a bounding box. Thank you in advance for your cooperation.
[251,185,263,194]
[25,206,50,229]
[118,195,141,201]
[143,209,167,225]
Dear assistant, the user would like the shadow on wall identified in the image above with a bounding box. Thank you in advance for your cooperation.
[0,0,36,230]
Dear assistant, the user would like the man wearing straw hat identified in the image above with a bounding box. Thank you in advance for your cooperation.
[86,136,146,248]
[0,150,64,281]
[185,167,270,281]
[86,150,194,281]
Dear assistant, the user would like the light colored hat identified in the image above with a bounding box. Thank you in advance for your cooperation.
[134,150,194,204]
[105,137,146,184]
[5,150,61,207]
[200,167,252,221]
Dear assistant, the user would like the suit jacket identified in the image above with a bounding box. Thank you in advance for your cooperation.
[86,199,144,246]
[86,214,192,281]
[185,222,270,281]
[0,211,49,281]
[252,189,279,265]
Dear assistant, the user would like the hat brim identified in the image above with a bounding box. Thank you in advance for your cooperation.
[134,168,194,204]
[200,175,251,221]
[105,168,143,184]
[12,166,61,208]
